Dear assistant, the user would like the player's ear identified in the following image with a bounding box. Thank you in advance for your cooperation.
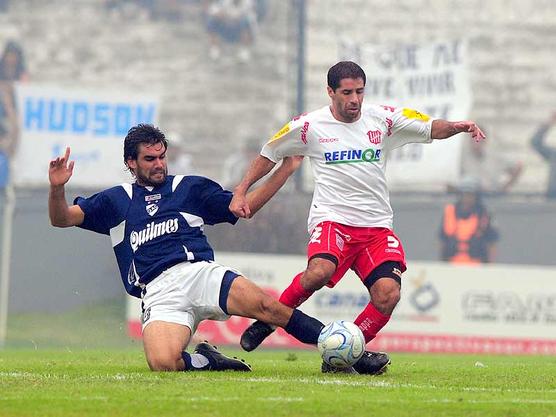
[327,86,334,98]
[126,157,137,172]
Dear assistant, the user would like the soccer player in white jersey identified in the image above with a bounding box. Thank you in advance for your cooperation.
[48,124,326,372]
[230,61,486,374]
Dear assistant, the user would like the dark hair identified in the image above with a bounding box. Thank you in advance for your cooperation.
[123,123,168,169]
[0,40,26,81]
[327,61,366,91]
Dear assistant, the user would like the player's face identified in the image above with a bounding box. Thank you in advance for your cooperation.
[328,77,365,123]
[128,142,168,186]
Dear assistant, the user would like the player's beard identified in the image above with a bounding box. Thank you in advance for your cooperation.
[135,167,167,186]
[342,104,361,122]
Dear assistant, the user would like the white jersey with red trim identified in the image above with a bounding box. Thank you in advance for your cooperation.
[261,104,433,232]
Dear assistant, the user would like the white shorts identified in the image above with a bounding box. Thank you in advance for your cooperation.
[141,261,240,333]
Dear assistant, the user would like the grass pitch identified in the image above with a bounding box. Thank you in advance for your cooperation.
[1,348,555,417]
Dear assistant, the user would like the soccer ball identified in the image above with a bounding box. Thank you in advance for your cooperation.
[318,320,365,368]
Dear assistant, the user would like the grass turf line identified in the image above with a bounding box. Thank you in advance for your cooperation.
[1,349,555,417]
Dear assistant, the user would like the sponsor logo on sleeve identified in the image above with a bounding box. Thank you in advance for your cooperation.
[380,105,396,113]
[292,112,308,121]
[402,108,431,122]
[300,121,310,144]
[268,122,291,143]
[385,118,393,136]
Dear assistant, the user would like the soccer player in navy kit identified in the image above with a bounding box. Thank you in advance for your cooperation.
[48,123,324,372]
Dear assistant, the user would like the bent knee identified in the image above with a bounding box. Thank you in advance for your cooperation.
[371,282,401,313]
[303,263,335,290]
[147,353,182,372]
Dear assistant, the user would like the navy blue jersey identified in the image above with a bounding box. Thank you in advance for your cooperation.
[74,175,238,298]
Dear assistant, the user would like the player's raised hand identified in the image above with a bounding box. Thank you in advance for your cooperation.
[454,121,486,142]
[229,193,251,219]
[49,147,75,187]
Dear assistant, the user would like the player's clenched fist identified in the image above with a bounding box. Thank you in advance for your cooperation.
[229,193,251,219]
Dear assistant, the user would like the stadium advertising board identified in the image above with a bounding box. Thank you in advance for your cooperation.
[339,39,471,191]
[13,83,159,188]
[127,253,556,354]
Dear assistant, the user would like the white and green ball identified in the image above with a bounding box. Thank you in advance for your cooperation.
[318,320,365,368]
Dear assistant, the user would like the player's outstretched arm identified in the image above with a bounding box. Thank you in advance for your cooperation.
[230,155,276,218]
[245,156,303,218]
[431,120,486,142]
[48,146,84,227]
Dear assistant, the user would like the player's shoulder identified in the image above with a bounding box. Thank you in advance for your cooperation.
[362,103,398,118]
[268,107,326,143]
[172,174,224,191]
[288,106,329,126]
[363,104,432,124]
[105,183,134,200]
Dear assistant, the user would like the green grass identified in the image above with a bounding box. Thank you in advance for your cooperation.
[1,349,555,417]
[5,298,136,349]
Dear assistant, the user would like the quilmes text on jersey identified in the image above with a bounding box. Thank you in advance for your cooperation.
[130,218,179,252]
[22,96,156,136]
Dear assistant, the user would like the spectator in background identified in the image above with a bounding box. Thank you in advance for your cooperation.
[203,0,257,62]
[454,125,523,195]
[0,82,17,156]
[0,40,27,157]
[439,177,499,265]
[0,40,28,82]
[0,0,10,13]
[530,112,556,199]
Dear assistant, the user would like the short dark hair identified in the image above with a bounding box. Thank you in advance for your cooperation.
[327,61,366,91]
[123,123,168,169]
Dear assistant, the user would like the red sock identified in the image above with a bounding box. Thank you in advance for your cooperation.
[354,302,391,343]
[279,272,314,308]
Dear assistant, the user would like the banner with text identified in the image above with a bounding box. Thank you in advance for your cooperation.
[127,254,556,355]
[13,84,159,188]
[339,39,471,191]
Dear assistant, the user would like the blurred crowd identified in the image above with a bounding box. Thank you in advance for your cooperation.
[103,0,267,63]
[0,39,27,185]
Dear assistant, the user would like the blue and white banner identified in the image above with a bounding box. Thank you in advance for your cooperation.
[13,84,159,188]
[340,39,471,191]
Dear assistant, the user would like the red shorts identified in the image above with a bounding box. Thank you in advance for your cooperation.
[307,221,407,288]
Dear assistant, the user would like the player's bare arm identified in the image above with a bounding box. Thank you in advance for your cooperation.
[230,155,276,218]
[431,120,486,142]
[48,146,85,227]
[244,156,303,218]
